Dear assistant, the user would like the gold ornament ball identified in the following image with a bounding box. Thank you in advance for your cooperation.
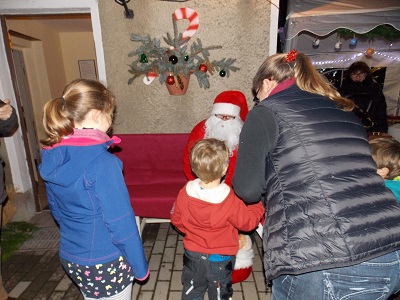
[365,47,375,57]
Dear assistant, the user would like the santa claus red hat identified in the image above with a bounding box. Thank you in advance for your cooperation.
[211,90,249,121]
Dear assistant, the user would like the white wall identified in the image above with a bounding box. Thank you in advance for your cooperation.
[60,32,97,83]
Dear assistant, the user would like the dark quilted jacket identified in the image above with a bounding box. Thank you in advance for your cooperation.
[259,85,400,280]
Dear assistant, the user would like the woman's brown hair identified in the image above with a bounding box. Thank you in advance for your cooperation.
[252,52,355,111]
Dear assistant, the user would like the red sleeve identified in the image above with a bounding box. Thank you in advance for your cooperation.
[170,188,186,234]
[183,120,206,180]
[227,197,265,232]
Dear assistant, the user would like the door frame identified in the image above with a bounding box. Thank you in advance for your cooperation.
[0,0,106,210]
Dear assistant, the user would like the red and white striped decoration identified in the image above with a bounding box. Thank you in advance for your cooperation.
[143,8,199,85]
[143,72,157,85]
[173,7,199,43]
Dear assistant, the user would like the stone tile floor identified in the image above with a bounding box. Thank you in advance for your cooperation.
[3,211,271,299]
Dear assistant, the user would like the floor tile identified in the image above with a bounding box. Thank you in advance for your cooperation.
[54,274,73,291]
[148,254,162,271]
[153,281,169,300]
[158,262,173,281]
[166,234,178,248]
[4,212,272,300]
[162,247,176,263]
[170,270,182,291]
[152,240,166,255]
[135,290,153,300]
[8,281,31,298]
[140,271,157,291]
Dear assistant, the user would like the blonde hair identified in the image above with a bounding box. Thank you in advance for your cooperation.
[252,52,354,111]
[190,138,229,184]
[42,79,116,146]
[369,138,400,180]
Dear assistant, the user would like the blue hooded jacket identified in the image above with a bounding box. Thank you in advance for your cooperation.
[39,129,149,280]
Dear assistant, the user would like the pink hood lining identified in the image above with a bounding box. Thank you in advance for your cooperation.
[42,129,121,150]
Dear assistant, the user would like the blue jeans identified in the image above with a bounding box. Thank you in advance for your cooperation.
[271,250,400,300]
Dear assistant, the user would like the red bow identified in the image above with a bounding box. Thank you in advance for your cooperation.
[286,49,298,62]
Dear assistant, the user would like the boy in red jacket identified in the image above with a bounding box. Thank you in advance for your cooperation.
[171,138,264,300]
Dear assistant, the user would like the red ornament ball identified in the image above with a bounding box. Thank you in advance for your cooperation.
[199,64,208,72]
[166,75,175,85]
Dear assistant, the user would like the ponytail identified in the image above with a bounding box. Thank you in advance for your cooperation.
[294,53,354,111]
[41,97,74,146]
[41,79,116,146]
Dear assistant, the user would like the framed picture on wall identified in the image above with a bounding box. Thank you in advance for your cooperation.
[78,60,97,80]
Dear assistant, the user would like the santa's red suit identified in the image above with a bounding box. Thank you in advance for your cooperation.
[183,119,238,186]
[183,90,249,186]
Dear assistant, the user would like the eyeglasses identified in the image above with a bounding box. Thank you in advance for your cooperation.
[252,88,260,105]
[215,114,235,121]
[350,72,366,77]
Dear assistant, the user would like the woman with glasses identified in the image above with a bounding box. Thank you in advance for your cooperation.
[338,61,388,134]
[232,50,400,299]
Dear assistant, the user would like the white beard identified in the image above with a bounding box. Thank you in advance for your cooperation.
[204,115,243,154]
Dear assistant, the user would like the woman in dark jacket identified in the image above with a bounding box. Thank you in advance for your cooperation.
[232,50,400,300]
[338,61,388,133]
[0,98,18,300]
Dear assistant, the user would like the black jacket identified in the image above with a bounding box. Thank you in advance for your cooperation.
[0,104,18,203]
[233,85,400,281]
[338,78,388,133]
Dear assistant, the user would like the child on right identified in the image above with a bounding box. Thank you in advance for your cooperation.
[369,137,400,201]
[170,138,264,300]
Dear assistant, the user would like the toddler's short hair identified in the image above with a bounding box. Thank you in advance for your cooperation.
[190,138,229,183]
[369,138,400,179]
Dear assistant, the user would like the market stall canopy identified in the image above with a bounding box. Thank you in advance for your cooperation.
[284,0,400,117]
[285,0,400,41]
[283,0,400,68]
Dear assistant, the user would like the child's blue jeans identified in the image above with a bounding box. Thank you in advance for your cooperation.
[272,250,400,300]
[181,249,235,300]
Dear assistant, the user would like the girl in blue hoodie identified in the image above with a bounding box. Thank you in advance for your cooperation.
[39,79,149,299]
[370,137,400,202]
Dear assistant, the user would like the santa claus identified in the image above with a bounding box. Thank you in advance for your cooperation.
[183,90,248,186]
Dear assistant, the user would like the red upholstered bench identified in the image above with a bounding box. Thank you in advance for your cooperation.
[110,133,189,234]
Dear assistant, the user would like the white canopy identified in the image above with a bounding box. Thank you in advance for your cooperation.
[284,0,400,67]
[284,0,400,115]
[285,0,400,41]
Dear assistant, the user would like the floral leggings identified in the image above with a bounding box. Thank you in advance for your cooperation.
[60,256,134,299]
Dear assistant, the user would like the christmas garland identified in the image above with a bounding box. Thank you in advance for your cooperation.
[338,25,400,42]
[127,8,239,90]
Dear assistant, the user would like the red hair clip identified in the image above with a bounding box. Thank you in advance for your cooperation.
[286,49,298,62]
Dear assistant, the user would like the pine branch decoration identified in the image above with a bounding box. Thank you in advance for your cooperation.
[127,10,240,90]
[338,25,400,42]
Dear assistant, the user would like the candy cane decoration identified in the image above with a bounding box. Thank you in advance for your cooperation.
[173,7,199,43]
[143,72,157,85]
[144,8,199,85]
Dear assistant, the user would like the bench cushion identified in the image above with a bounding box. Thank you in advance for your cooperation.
[111,133,189,219]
